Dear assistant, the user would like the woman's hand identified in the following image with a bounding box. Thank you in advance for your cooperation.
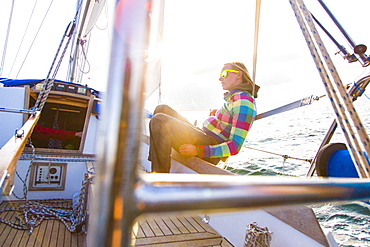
[179,144,198,156]
[75,132,83,138]
[209,109,217,116]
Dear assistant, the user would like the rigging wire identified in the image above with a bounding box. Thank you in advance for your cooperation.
[0,0,15,76]
[15,0,55,78]
[33,1,83,112]
[33,21,77,111]
[245,146,313,163]
[8,0,39,77]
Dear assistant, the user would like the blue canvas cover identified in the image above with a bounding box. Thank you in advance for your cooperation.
[0,78,100,98]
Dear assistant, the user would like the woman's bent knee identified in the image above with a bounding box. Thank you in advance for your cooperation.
[153,104,171,115]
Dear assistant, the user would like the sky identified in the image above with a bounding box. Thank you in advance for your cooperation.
[0,0,369,114]
[157,0,370,113]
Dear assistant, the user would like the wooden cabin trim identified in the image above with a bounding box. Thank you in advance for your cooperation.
[30,89,92,101]
[0,111,41,196]
[25,89,97,155]
[44,95,89,108]
[23,86,30,124]
[79,94,95,153]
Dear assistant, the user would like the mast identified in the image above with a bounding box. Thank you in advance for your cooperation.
[68,0,107,83]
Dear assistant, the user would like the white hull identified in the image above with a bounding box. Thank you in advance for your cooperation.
[140,141,337,246]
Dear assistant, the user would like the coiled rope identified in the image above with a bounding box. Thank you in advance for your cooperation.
[1,177,92,234]
[244,222,272,247]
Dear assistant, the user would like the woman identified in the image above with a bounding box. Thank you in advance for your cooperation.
[148,62,259,173]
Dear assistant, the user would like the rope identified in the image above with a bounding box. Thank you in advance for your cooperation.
[1,178,92,234]
[77,39,91,75]
[33,22,76,111]
[244,222,272,247]
[290,0,370,178]
[49,22,76,80]
[0,199,78,234]
[32,78,55,112]
[12,142,36,200]
[33,1,82,112]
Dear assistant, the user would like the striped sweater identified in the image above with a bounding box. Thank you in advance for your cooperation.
[200,89,256,158]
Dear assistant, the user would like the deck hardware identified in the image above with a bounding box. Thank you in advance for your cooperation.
[29,162,67,191]
[244,222,272,247]
[201,214,210,224]
[15,129,24,139]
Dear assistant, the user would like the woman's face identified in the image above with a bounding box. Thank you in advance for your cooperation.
[219,65,242,91]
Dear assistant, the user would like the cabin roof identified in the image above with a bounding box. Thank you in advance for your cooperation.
[0,78,100,98]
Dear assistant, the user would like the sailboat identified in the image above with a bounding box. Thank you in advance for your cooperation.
[1,0,370,246]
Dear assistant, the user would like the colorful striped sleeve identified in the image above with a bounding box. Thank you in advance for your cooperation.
[202,92,256,158]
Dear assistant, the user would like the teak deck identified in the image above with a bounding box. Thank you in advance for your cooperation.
[0,200,85,247]
[0,200,233,247]
[132,215,232,246]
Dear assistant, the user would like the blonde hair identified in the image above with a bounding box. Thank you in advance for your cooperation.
[225,62,256,96]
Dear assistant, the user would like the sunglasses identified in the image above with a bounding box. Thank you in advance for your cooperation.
[220,69,240,78]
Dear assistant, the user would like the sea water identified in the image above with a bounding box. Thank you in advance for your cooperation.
[233,97,370,247]
[183,96,370,247]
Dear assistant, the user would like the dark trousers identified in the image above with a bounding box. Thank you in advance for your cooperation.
[148,105,220,173]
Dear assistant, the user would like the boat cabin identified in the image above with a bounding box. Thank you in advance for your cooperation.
[0,79,100,155]
[0,79,99,200]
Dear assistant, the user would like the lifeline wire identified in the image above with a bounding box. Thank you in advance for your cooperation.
[245,146,312,163]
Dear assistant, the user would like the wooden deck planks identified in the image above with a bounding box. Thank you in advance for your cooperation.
[132,215,230,246]
[1,200,231,247]
[0,200,86,247]
[1,201,22,247]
